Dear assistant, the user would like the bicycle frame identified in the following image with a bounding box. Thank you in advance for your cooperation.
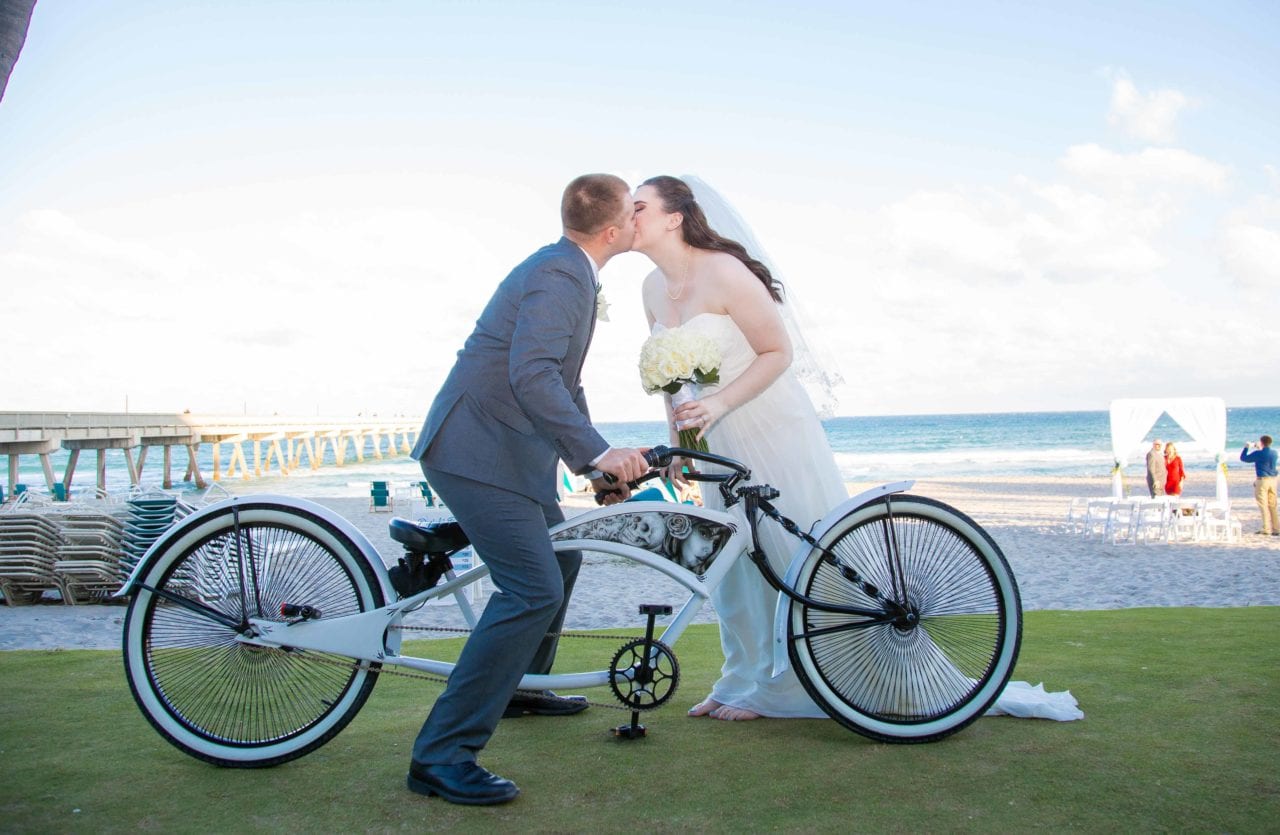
[114,494,742,692]
[115,473,915,696]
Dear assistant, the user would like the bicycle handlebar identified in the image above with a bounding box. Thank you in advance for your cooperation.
[643,445,751,479]
[594,445,753,505]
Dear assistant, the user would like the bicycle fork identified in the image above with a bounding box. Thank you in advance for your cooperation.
[744,489,913,626]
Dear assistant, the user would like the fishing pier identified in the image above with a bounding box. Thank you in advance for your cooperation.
[0,412,421,498]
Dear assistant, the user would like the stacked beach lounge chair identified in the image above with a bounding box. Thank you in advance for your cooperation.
[0,512,64,604]
[53,511,127,604]
[120,495,192,573]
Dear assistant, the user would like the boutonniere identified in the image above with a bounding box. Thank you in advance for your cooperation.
[595,287,610,322]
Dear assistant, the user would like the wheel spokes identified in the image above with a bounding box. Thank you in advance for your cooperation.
[802,513,1004,721]
[144,522,370,744]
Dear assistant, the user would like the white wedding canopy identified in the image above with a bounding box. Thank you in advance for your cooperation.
[1109,397,1228,504]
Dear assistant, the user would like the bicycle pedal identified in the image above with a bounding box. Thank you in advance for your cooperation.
[612,715,648,740]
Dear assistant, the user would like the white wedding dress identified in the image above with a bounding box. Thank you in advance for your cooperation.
[663,313,1086,723]
[670,312,848,718]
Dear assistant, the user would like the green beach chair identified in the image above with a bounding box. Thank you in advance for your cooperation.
[414,480,436,508]
[369,481,392,512]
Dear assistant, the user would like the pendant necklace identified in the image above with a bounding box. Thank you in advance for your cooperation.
[664,247,692,301]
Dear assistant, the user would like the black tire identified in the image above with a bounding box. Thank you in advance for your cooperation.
[123,502,385,767]
[787,495,1021,742]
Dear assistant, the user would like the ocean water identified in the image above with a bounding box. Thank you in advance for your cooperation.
[604,406,1280,481]
[8,407,1279,499]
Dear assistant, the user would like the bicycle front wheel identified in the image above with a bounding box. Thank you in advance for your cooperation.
[123,501,385,767]
[787,495,1021,742]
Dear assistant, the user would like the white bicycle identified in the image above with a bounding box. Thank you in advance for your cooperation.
[117,445,1022,766]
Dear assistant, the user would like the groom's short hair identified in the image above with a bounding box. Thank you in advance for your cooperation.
[562,174,628,234]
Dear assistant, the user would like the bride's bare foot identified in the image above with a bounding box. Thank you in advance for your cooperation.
[688,698,722,717]
[710,705,762,721]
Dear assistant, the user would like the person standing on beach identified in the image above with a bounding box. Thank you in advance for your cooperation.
[1240,435,1279,536]
[1164,443,1185,496]
[406,173,649,805]
[1146,440,1167,498]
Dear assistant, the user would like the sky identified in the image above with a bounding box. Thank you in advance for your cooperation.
[1,0,1277,421]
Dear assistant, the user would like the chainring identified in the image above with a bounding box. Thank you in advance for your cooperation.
[608,637,679,710]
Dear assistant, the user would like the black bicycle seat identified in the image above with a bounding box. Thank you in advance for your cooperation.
[389,517,470,554]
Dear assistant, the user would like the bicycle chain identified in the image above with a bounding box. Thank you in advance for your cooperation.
[292,624,657,713]
[392,624,634,641]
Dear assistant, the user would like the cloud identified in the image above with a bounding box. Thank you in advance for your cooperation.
[12,209,201,288]
[0,205,477,413]
[766,120,1278,414]
[1060,144,1229,193]
[859,137,1238,293]
[1107,75,1194,144]
[872,179,1171,286]
[1219,194,1280,290]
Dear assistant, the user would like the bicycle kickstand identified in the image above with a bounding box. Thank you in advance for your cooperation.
[613,603,673,741]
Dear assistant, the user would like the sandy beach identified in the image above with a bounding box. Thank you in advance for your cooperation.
[1,468,1276,651]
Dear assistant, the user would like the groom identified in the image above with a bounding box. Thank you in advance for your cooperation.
[406,173,649,805]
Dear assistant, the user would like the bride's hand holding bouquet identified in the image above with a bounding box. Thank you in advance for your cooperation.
[638,327,722,477]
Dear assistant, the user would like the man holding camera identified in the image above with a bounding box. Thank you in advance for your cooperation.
[1240,435,1279,536]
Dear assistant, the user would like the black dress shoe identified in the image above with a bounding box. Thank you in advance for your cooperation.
[503,690,589,718]
[406,761,519,806]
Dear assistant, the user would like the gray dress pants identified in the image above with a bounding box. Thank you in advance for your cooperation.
[411,465,581,765]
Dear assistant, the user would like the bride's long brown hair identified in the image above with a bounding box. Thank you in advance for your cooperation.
[643,175,784,303]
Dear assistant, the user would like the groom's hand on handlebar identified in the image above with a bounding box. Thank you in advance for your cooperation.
[590,475,626,505]
[596,447,650,486]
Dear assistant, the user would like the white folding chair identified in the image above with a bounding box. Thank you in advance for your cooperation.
[1066,497,1090,535]
[1106,500,1140,544]
[1166,499,1205,542]
[1202,502,1241,543]
[1083,499,1117,538]
[1131,499,1169,544]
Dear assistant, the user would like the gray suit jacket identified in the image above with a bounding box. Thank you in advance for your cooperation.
[1146,449,1167,482]
[411,237,608,504]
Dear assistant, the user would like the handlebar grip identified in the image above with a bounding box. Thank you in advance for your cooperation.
[644,445,672,468]
[594,487,622,505]
[593,469,664,505]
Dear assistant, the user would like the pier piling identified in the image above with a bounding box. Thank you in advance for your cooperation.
[0,412,419,498]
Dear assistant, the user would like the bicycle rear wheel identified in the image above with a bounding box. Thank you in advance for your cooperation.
[123,502,385,767]
[787,495,1021,742]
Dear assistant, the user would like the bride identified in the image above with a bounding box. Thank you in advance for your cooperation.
[632,175,848,721]
[631,176,1084,727]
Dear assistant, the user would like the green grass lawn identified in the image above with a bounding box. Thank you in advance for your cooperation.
[1,608,1277,833]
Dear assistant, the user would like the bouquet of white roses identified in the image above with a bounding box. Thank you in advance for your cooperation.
[637,327,721,453]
